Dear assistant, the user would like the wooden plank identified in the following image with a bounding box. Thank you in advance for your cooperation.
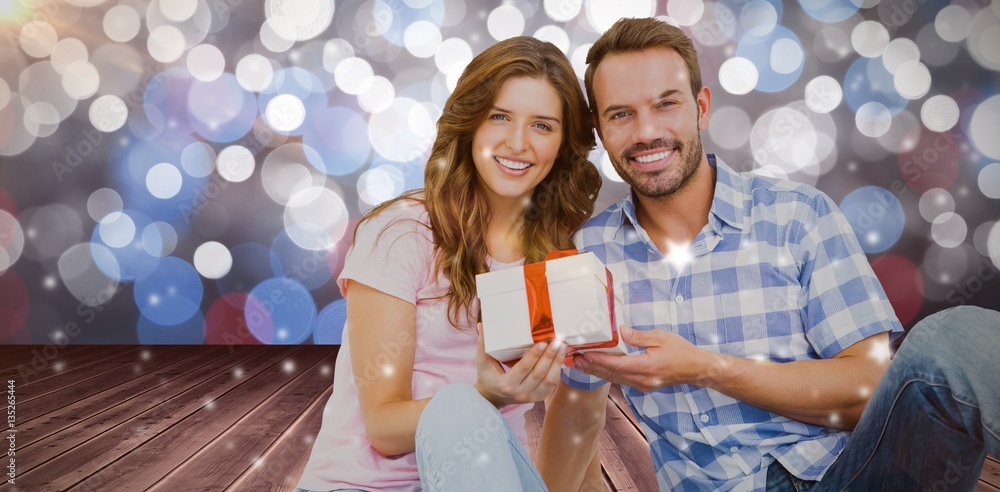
[16,346,301,491]
[225,384,333,491]
[16,346,260,473]
[1,346,128,384]
[597,398,657,491]
[524,400,616,492]
[17,346,191,421]
[0,345,106,373]
[16,345,242,448]
[978,480,1000,492]
[982,455,1000,488]
[68,346,331,491]
[147,347,339,491]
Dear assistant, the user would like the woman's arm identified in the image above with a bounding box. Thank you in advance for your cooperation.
[347,280,429,457]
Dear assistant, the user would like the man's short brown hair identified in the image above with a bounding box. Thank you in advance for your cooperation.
[584,18,703,115]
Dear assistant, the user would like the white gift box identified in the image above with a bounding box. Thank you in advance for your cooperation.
[476,251,629,363]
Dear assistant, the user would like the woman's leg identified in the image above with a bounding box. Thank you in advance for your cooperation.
[415,383,548,491]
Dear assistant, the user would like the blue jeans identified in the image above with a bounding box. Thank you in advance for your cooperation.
[415,383,548,491]
[767,305,1000,491]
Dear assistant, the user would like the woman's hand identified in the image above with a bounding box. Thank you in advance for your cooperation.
[474,323,568,408]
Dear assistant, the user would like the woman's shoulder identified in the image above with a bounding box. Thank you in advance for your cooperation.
[354,194,433,245]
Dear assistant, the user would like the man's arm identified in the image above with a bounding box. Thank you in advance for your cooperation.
[573,327,890,430]
[537,380,610,491]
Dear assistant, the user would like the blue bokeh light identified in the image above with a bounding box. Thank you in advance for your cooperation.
[137,310,206,344]
[314,298,348,345]
[840,186,906,254]
[91,209,161,281]
[800,0,860,23]
[269,228,333,290]
[134,257,204,326]
[843,57,909,115]
[217,242,275,299]
[735,25,803,93]
[188,73,258,143]
[244,277,316,344]
[301,105,372,175]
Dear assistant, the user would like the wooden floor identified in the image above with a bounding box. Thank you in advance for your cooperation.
[0,345,996,491]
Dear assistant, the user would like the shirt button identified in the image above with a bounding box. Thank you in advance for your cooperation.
[730,446,739,453]
[700,413,709,423]
[675,295,684,303]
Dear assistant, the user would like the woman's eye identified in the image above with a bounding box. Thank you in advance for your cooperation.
[489,113,508,121]
[534,123,552,131]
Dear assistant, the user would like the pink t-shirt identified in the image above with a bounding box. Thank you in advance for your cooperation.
[296,200,531,492]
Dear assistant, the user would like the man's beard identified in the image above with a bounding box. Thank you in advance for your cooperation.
[610,126,704,199]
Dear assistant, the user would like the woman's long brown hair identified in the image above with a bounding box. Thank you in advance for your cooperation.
[358,36,601,329]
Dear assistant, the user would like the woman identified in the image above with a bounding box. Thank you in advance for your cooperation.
[296,36,601,491]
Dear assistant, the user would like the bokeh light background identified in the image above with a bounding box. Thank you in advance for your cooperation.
[1,0,999,345]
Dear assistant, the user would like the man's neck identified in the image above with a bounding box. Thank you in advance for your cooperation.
[634,157,716,257]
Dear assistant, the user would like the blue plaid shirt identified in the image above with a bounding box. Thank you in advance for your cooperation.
[563,155,903,491]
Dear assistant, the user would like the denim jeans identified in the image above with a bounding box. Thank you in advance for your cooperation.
[766,305,1000,491]
[415,383,548,491]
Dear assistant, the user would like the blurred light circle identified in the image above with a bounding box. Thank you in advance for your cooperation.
[875,109,919,154]
[89,95,128,133]
[898,127,961,193]
[188,74,257,143]
[90,209,159,281]
[814,26,852,63]
[90,43,144,99]
[236,54,275,92]
[217,145,256,183]
[266,94,306,132]
[99,212,136,248]
[804,76,842,113]
[404,20,442,58]
[217,243,273,301]
[968,9,1000,71]
[851,20,890,58]
[146,163,184,199]
[20,21,58,58]
[160,0,198,22]
[923,243,969,286]
[142,222,177,257]
[599,152,623,183]
[935,5,972,42]
[918,23,960,67]
[21,61,77,122]
[931,212,968,248]
[61,61,100,100]
[313,298,347,344]
[488,5,526,41]
[262,143,325,204]
[882,38,920,74]
[708,106,752,150]
[103,5,141,43]
[187,44,226,82]
[245,277,317,344]
[147,25,186,63]
[856,102,892,138]
[137,311,205,344]
[0,211,25,275]
[740,0,778,37]
[973,221,997,257]
[668,0,704,26]
[534,25,571,54]
[369,97,435,162]
[801,0,859,23]
[989,222,1000,271]
[334,57,374,95]
[585,0,655,33]
[751,104,819,174]
[358,76,395,113]
[87,188,123,222]
[736,25,803,93]
[284,186,349,251]
[181,142,217,178]
[840,186,905,253]
[0,79,9,110]
[970,95,1000,159]
[844,57,908,115]
[435,37,472,75]
[269,229,333,289]
[23,102,59,138]
[870,255,923,325]
[979,163,1000,199]
[920,95,959,132]
[58,243,120,307]
[260,17,297,53]
[302,106,371,175]
[134,257,204,326]
[23,204,84,261]
[893,61,931,100]
[266,0,334,42]
[51,38,89,75]
[544,0,581,22]
[918,188,955,221]
[194,241,233,279]
[358,166,405,206]
[718,57,758,95]
[205,293,260,345]
[322,38,355,73]
[0,96,38,156]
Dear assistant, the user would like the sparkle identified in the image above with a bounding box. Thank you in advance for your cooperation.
[149,294,161,306]
[859,386,871,398]
[303,434,314,444]
[829,412,841,425]
[234,367,244,378]
[283,360,295,373]
[141,349,151,360]
[664,239,693,270]
[227,442,235,450]
[43,276,57,289]
[51,331,65,341]
[53,361,65,372]
[868,340,892,363]
[204,399,216,410]
[320,365,331,376]
[253,457,264,468]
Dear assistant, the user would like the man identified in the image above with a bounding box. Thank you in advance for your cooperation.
[542,17,1000,491]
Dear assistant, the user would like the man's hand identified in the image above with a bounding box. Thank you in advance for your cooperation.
[474,323,568,408]
[571,325,716,392]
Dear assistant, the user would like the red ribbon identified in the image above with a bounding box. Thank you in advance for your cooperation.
[522,249,620,364]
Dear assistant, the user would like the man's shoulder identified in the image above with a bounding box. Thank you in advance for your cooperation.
[575,199,627,250]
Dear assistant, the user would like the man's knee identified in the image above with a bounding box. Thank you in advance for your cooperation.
[906,306,1000,349]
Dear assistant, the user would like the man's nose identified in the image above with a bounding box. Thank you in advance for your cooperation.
[634,110,660,143]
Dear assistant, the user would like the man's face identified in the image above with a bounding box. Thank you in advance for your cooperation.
[592,48,711,198]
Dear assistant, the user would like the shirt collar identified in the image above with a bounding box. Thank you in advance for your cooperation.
[614,153,746,233]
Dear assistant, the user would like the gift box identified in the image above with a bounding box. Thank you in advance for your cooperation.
[476,250,629,364]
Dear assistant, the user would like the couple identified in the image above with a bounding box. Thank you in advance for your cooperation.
[297,18,1000,492]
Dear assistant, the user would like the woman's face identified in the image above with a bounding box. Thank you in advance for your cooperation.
[471,76,563,210]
